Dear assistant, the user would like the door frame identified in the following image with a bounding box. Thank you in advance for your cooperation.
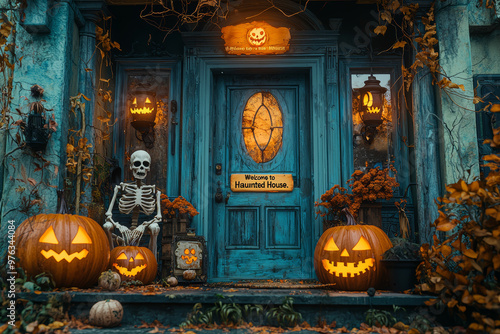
[181,32,340,279]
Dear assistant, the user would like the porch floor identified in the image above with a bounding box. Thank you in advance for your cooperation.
[19,286,437,330]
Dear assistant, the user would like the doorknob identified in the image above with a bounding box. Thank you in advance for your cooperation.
[225,192,231,204]
[215,181,224,203]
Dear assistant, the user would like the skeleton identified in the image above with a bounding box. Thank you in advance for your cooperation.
[103,150,162,259]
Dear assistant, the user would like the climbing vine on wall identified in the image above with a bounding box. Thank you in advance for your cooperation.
[64,16,120,216]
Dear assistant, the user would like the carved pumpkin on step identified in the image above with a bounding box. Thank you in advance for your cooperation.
[109,246,157,284]
[314,209,393,290]
[16,214,110,288]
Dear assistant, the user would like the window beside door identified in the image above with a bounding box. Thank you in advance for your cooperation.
[351,73,393,171]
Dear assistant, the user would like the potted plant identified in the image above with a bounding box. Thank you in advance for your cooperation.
[315,165,399,228]
[381,200,422,292]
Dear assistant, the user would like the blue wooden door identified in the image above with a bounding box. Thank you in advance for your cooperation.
[212,73,313,280]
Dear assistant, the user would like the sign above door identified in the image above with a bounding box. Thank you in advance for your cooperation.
[221,21,291,55]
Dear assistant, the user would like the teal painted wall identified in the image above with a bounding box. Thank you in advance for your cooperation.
[0,1,81,259]
[471,30,500,75]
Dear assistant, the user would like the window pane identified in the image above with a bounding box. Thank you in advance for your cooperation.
[351,73,393,170]
[242,92,283,163]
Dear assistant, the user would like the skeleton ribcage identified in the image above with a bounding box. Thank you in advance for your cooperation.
[119,184,156,216]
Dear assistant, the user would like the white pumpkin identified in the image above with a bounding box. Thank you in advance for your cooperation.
[166,276,178,287]
[98,270,121,291]
[89,299,123,327]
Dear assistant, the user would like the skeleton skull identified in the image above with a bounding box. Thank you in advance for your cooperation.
[130,150,151,180]
[247,27,266,46]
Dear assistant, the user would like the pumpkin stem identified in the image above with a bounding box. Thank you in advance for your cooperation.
[57,189,69,214]
[342,208,357,226]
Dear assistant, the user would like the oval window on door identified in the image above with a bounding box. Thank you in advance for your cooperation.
[242,92,284,163]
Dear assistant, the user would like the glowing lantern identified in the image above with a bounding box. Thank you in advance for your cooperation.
[314,210,393,290]
[129,90,157,148]
[358,75,387,128]
[16,214,110,287]
[172,232,207,283]
[109,246,157,284]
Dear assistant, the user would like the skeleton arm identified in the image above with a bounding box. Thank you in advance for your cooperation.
[105,184,122,223]
[155,190,162,222]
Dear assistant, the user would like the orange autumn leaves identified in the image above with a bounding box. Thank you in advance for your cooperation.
[161,195,199,219]
[315,166,399,224]
[419,152,500,332]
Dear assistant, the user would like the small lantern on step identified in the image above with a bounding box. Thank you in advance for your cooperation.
[358,75,387,143]
[129,90,157,148]
[172,229,207,284]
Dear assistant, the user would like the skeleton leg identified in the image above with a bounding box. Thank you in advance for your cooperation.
[147,222,160,260]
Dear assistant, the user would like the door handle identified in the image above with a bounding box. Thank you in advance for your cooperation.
[225,192,231,204]
[215,186,224,203]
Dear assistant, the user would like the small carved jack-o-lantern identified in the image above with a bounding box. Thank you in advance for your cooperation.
[16,214,110,288]
[109,246,157,284]
[314,210,393,290]
[247,27,267,46]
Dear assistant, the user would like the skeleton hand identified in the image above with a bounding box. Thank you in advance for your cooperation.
[103,221,114,232]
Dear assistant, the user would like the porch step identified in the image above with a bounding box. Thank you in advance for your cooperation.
[19,288,436,329]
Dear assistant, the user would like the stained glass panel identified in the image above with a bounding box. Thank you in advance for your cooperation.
[242,92,283,163]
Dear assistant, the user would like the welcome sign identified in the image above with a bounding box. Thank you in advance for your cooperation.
[221,21,291,55]
[230,174,294,192]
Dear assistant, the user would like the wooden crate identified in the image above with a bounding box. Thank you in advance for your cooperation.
[160,217,188,278]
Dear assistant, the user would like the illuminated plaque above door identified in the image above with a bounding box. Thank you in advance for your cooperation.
[221,21,291,55]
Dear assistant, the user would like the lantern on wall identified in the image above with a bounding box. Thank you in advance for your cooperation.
[172,230,207,283]
[358,75,387,128]
[23,110,51,151]
[129,90,157,148]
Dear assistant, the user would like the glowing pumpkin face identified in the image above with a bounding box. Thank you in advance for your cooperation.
[321,235,375,278]
[182,248,198,264]
[314,225,392,291]
[247,27,267,46]
[16,214,110,288]
[109,246,157,284]
[39,225,92,262]
[130,93,156,115]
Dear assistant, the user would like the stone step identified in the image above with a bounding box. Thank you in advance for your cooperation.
[19,288,438,329]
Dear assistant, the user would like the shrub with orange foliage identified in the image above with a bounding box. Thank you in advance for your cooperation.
[160,195,199,219]
[315,166,399,226]
[418,153,500,332]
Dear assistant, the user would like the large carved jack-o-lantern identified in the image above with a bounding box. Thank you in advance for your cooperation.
[314,209,393,291]
[16,214,110,288]
[110,246,157,284]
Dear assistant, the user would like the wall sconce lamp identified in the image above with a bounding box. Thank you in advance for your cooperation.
[22,85,52,152]
[23,109,51,152]
[359,75,387,143]
[129,90,157,148]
